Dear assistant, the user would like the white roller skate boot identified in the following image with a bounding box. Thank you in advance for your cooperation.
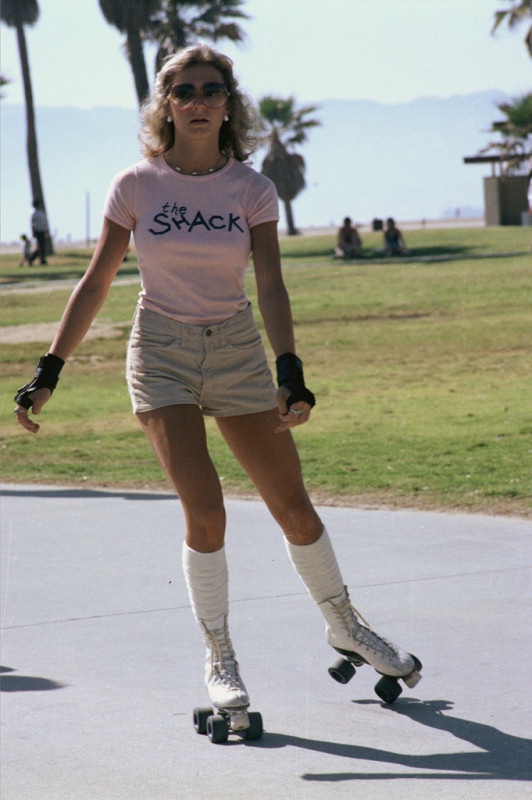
[201,614,250,730]
[183,544,263,742]
[320,587,422,703]
[194,615,263,742]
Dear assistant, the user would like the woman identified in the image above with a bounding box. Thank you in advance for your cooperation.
[384,217,407,256]
[14,45,420,731]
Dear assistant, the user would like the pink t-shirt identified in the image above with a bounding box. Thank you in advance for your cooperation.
[104,156,279,324]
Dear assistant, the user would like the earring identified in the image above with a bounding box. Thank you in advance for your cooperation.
[224,115,229,122]
[167,115,172,123]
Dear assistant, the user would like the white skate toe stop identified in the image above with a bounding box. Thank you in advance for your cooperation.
[403,670,422,689]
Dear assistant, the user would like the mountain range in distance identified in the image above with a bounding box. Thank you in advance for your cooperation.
[1,90,505,244]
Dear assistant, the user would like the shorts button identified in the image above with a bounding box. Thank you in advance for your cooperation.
[205,329,213,337]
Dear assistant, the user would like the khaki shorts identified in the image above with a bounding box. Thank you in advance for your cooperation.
[126,304,278,416]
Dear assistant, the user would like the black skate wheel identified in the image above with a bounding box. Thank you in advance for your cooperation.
[207,714,229,744]
[193,706,213,735]
[328,657,356,684]
[244,711,263,740]
[375,675,402,704]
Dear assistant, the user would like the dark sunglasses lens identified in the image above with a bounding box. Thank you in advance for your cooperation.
[172,87,195,102]
[170,83,227,106]
[203,84,227,105]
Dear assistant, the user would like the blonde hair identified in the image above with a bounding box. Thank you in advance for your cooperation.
[139,44,259,161]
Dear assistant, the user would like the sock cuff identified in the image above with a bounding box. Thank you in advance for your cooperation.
[182,542,229,623]
[285,528,344,604]
[182,541,226,573]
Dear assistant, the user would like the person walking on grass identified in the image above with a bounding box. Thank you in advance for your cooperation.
[19,234,31,266]
[14,45,421,732]
[28,199,50,265]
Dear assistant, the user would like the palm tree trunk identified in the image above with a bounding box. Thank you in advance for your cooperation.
[15,17,45,209]
[126,26,150,106]
[284,199,299,236]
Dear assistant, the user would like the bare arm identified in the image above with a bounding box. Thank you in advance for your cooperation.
[49,219,131,359]
[251,221,295,357]
[15,218,131,433]
[251,221,313,431]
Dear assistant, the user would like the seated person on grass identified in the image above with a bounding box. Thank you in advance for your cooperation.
[384,217,408,256]
[335,217,362,258]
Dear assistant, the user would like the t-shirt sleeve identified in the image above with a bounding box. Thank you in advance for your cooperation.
[245,173,279,229]
[103,168,136,231]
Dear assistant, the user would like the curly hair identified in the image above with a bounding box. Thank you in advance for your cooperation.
[139,44,259,162]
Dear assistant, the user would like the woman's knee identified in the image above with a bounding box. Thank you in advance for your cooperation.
[183,502,226,552]
[271,492,323,545]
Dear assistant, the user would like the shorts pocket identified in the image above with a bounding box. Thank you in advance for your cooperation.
[224,325,263,350]
[129,329,176,349]
[129,308,179,349]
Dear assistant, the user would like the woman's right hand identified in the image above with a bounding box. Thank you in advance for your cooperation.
[14,388,51,434]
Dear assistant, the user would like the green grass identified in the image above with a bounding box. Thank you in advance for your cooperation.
[0,248,140,286]
[1,225,531,516]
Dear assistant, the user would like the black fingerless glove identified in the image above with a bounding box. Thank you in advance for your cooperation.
[14,353,65,409]
[275,352,316,409]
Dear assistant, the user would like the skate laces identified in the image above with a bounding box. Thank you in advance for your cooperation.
[333,589,400,660]
[332,588,371,630]
[204,623,243,688]
[354,624,401,659]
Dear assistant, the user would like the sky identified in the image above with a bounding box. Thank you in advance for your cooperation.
[1,0,530,109]
[1,0,530,243]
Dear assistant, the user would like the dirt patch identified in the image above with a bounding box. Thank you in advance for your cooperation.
[0,320,122,345]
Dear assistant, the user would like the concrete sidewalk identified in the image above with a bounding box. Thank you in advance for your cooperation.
[1,484,530,799]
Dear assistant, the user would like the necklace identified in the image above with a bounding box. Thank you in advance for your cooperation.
[168,155,227,176]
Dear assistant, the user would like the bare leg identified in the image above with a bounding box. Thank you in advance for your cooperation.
[137,404,225,552]
[216,407,323,545]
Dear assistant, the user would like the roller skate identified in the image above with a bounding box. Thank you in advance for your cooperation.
[319,587,422,703]
[192,615,263,743]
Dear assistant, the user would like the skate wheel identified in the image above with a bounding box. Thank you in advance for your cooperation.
[328,657,356,684]
[244,711,263,740]
[375,675,402,704]
[207,714,229,744]
[193,706,213,735]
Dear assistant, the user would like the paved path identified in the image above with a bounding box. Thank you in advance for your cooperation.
[1,484,531,799]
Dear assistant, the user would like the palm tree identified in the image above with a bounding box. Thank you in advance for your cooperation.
[1,0,50,236]
[99,0,160,106]
[147,0,248,74]
[492,0,532,57]
[259,96,320,236]
[482,93,532,174]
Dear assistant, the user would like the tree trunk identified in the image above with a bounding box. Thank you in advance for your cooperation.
[127,26,150,106]
[283,199,299,236]
[15,13,52,250]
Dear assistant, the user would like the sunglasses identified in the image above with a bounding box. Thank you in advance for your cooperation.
[168,82,229,109]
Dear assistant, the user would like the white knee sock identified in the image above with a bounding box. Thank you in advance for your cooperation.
[284,528,345,604]
[182,542,228,624]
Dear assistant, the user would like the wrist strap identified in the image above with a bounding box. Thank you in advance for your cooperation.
[276,352,316,408]
[14,352,65,409]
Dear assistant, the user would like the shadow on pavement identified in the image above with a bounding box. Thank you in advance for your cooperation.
[253,699,531,782]
[0,666,67,692]
[0,487,174,502]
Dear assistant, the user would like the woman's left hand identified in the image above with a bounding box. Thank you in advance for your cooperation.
[275,387,312,433]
